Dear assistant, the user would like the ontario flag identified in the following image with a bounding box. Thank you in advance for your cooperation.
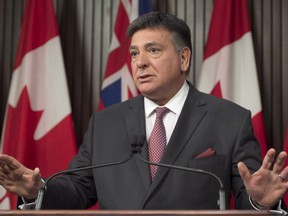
[0,0,77,209]
[97,0,152,110]
[197,0,267,158]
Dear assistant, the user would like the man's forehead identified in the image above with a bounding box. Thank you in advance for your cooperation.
[131,27,171,37]
[130,28,171,46]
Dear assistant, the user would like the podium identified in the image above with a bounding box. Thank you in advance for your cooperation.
[0,210,270,216]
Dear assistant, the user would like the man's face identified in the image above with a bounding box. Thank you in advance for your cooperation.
[129,28,190,105]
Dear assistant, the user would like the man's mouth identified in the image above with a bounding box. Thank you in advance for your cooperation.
[138,74,153,82]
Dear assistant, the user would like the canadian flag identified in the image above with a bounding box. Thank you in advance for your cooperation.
[284,131,288,163]
[197,0,267,157]
[0,0,77,209]
[283,130,288,204]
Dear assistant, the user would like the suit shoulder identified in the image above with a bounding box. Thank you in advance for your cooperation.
[92,95,144,118]
[195,89,250,114]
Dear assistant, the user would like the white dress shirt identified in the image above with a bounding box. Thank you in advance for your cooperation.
[144,81,189,144]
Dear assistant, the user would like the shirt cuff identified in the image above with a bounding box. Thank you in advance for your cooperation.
[18,197,36,210]
[249,196,287,215]
[18,178,45,210]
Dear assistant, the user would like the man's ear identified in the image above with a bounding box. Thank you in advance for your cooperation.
[180,47,191,72]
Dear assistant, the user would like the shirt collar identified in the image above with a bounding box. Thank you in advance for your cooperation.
[144,81,189,118]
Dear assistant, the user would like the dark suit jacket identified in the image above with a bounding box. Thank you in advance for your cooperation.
[42,84,263,210]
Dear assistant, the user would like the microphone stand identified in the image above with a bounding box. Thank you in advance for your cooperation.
[35,155,132,210]
[132,144,226,210]
[36,137,226,210]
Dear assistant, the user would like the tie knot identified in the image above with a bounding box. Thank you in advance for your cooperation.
[155,107,169,119]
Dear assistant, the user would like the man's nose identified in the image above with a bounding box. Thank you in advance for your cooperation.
[136,52,149,69]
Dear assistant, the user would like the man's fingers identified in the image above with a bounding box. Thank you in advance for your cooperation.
[0,164,12,174]
[261,148,276,170]
[32,167,42,183]
[0,170,7,179]
[0,154,21,171]
[0,154,15,164]
[273,151,287,174]
[238,162,252,182]
[277,162,288,181]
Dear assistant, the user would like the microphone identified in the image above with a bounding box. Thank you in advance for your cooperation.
[131,135,226,210]
[35,152,133,210]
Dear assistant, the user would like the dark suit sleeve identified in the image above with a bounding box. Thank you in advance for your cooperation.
[230,110,262,209]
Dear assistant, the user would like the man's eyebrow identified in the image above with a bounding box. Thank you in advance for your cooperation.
[129,45,138,50]
[145,42,161,47]
[130,42,162,50]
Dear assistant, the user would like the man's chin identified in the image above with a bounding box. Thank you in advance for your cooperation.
[137,84,155,95]
[138,88,155,97]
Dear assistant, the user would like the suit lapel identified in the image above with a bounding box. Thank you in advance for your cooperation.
[123,96,151,191]
[142,86,208,206]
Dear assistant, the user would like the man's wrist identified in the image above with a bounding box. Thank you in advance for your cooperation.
[25,178,45,200]
[19,178,45,210]
[249,196,272,210]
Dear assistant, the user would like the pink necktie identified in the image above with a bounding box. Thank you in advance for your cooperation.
[148,107,169,181]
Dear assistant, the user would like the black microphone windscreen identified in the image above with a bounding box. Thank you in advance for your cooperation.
[131,134,146,153]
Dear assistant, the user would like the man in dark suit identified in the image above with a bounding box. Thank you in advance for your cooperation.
[0,11,288,212]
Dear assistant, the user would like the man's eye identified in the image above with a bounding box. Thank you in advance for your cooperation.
[130,51,138,58]
[150,48,160,54]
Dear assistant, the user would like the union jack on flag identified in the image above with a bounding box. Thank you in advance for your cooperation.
[98,0,152,110]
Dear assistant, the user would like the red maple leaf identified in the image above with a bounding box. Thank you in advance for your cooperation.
[2,86,77,209]
[210,81,223,98]
[1,87,43,209]
[2,87,43,168]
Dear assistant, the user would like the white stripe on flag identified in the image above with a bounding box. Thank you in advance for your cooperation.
[199,32,261,117]
[8,37,71,140]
